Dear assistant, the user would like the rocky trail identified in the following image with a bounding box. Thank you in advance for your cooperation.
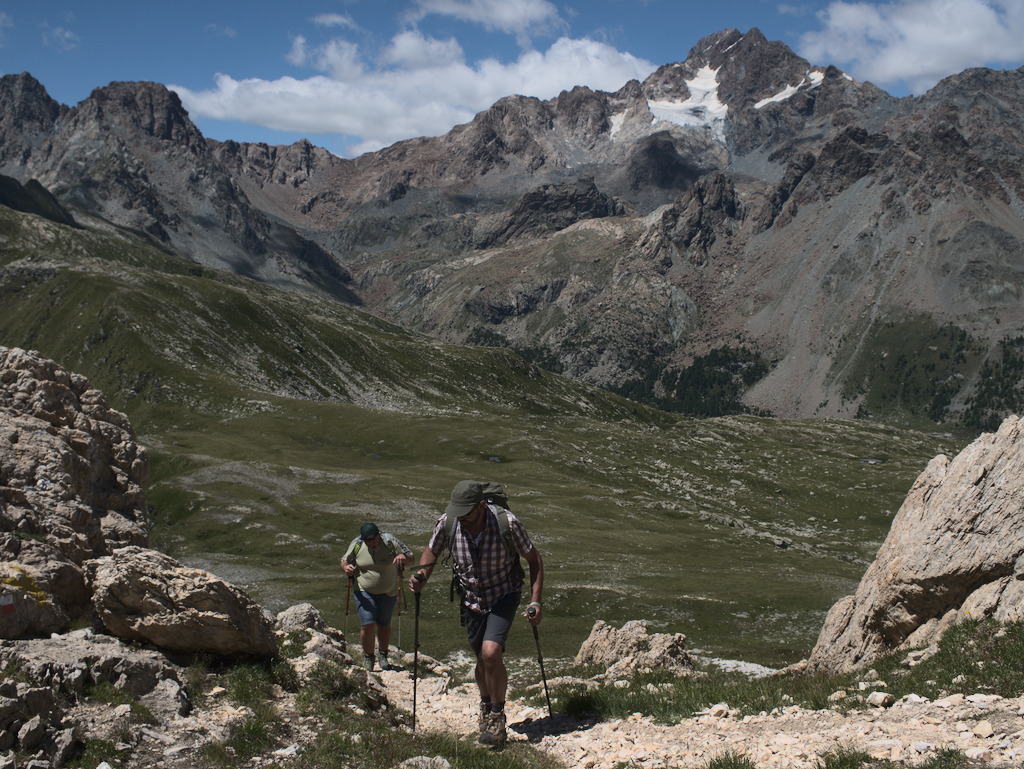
[370,656,1024,769]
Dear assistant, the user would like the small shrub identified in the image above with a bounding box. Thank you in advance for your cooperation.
[199,710,283,766]
[279,630,311,660]
[919,748,969,769]
[69,737,125,769]
[272,657,301,692]
[704,750,758,769]
[223,662,275,708]
[182,656,213,706]
[84,681,156,724]
[815,745,873,769]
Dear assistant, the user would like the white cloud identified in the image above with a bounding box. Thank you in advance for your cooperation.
[172,34,655,157]
[42,23,80,51]
[380,30,465,69]
[205,24,237,38]
[799,0,1024,94]
[286,35,309,67]
[313,13,358,29]
[0,13,11,46]
[406,0,564,45]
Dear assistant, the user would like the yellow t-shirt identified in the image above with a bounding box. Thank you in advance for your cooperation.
[343,534,409,596]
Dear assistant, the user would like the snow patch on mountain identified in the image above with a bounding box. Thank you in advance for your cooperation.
[647,65,727,141]
[754,71,825,109]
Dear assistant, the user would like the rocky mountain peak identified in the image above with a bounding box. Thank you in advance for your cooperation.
[0,73,67,166]
[72,80,206,150]
[6,31,1024,424]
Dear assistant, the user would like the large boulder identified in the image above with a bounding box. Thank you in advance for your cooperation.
[574,619,694,677]
[0,534,88,637]
[808,415,1024,672]
[87,546,278,658]
[0,346,148,638]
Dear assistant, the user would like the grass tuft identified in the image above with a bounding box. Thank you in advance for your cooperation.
[814,745,874,769]
[872,619,1024,700]
[703,750,759,769]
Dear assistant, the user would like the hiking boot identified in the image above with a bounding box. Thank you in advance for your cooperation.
[479,710,507,749]
[362,654,375,671]
[377,651,391,671]
[477,700,490,734]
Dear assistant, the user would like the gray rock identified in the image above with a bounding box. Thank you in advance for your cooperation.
[396,757,452,769]
[276,603,326,633]
[87,546,277,658]
[139,678,191,720]
[17,715,45,752]
[866,692,895,708]
[17,688,56,722]
[50,727,79,768]
[809,415,1024,671]
[574,619,693,676]
[0,631,180,699]
[0,697,17,724]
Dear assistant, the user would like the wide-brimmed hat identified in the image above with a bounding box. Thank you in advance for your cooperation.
[445,480,485,517]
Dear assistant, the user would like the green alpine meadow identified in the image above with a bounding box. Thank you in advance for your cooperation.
[0,204,964,667]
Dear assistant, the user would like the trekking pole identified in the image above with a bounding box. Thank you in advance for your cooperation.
[412,590,421,731]
[527,606,553,719]
[397,567,404,650]
[344,575,353,639]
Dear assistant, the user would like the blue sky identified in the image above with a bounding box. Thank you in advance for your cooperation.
[3,0,1024,157]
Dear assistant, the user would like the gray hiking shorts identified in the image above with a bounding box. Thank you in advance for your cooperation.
[462,591,521,658]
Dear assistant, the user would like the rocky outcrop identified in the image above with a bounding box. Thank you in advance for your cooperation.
[574,619,694,677]
[476,178,626,248]
[1,347,281,661]
[808,415,1024,672]
[0,174,77,227]
[2,627,190,707]
[87,546,278,658]
[1,346,147,637]
[0,628,195,766]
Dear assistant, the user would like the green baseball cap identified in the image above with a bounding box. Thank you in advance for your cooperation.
[360,522,380,540]
[445,480,485,517]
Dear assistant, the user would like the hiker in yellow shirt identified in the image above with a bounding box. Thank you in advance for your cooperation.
[341,522,412,671]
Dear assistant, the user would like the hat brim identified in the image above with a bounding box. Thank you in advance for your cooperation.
[445,500,478,517]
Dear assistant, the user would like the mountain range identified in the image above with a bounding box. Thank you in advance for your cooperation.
[3,27,1024,427]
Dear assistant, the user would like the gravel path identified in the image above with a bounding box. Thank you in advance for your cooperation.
[378,661,1024,768]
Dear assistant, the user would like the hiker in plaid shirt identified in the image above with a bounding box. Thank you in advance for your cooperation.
[410,480,544,749]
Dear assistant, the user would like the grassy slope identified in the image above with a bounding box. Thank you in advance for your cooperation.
[0,207,965,667]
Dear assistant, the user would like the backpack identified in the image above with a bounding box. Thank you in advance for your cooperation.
[443,482,525,602]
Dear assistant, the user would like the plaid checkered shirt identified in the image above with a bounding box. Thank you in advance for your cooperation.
[427,505,534,614]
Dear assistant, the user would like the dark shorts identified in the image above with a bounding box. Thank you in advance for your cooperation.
[355,590,397,628]
[463,591,521,658]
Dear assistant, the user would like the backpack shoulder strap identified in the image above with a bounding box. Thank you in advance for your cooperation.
[345,536,363,562]
[380,532,398,557]
[496,508,512,550]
